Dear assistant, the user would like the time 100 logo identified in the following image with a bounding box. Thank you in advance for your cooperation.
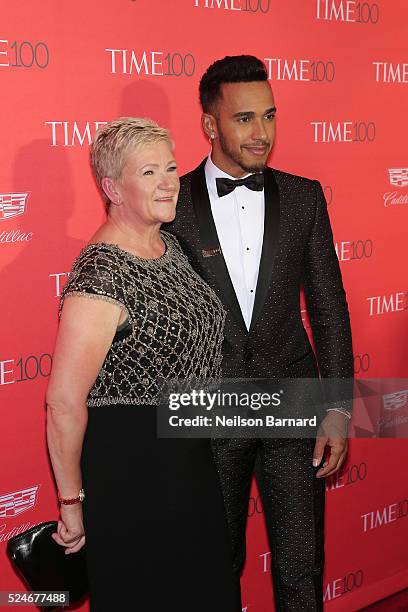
[0,353,52,385]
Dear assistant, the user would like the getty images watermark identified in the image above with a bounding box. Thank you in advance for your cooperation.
[157,378,408,439]
[169,388,283,410]
[157,378,340,439]
[167,388,308,429]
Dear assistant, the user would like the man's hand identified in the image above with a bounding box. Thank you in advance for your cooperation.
[313,411,349,478]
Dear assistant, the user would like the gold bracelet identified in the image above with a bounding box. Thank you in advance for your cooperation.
[58,488,85,505]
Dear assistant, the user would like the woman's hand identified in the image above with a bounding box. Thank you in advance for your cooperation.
[52,504,85,554]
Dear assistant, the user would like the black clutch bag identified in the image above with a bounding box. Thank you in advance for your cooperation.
[6,521,88,611]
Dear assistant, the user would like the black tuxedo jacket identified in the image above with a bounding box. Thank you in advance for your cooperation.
[167,159,353,380]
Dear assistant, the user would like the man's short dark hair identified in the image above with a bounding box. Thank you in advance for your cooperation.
[199,55,268,113]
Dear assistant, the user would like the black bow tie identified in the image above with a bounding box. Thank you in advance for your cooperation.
[216,173,264,198]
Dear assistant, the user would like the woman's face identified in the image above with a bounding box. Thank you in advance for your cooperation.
[115,140,179,225]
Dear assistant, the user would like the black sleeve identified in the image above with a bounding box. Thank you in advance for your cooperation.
[59,245,129,318]
[302,181,354,409]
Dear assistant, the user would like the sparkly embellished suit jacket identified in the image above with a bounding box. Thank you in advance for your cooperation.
[167,159,353,380]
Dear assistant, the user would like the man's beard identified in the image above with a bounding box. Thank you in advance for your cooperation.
[218,131,269,174]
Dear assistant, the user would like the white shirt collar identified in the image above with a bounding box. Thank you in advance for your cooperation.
[205,154,253,200]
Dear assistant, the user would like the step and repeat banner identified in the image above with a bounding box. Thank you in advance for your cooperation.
[1,1,407,610]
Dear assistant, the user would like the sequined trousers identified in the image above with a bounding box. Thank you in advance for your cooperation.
[211,437,325,612]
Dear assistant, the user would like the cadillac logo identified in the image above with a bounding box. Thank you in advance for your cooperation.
[0,485,39,518]
[0,193,29,221]
[383,390,408,411]
[388,169,408,188]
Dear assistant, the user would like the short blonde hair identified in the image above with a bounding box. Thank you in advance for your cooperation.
[90,117,172,205]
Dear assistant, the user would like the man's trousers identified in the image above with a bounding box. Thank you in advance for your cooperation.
[212,437,326,612]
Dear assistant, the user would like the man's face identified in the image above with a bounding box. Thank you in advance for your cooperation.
[210,81,276,177]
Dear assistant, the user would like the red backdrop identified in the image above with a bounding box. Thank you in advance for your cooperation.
[1,1,408,610]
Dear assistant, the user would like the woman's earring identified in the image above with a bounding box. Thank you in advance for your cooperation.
[209,133,215,144]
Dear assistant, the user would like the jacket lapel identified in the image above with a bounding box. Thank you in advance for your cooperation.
[249,168,280,332]
[190,160,247,331]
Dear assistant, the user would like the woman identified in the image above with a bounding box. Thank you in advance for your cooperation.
[46,118,241,611]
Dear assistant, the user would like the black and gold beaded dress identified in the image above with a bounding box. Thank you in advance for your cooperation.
[60,231,241,612]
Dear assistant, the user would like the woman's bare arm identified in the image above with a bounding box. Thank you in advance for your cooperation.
[46,295,123,498]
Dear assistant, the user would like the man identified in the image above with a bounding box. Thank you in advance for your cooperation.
[168,55,353,611]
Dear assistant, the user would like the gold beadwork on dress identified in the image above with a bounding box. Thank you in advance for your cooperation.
[59,231,226,407]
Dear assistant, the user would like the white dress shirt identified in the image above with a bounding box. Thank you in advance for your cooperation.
[205,155,265,330]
